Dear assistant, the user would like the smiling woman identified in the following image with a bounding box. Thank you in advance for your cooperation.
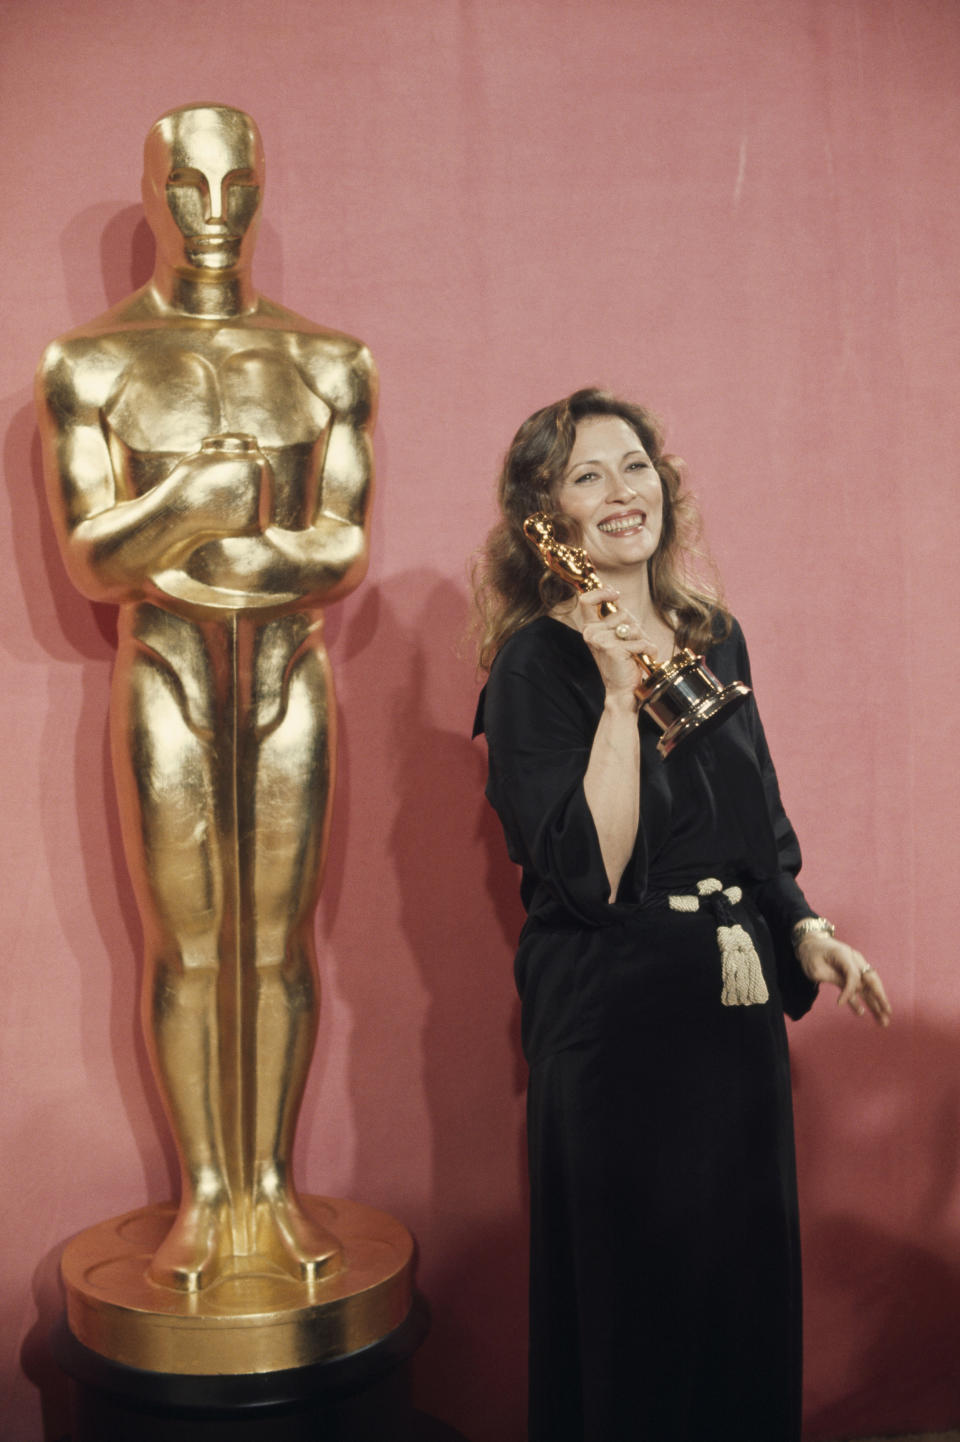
[473,389,723,670]
[554,415,664,570]
[471,387,891,1442]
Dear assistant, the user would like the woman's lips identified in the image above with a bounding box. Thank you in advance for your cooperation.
[597,510,646,535]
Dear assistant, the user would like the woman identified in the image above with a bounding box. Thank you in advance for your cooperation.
[473,389,891,1442]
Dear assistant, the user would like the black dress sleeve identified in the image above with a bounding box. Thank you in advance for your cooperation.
[726,623,820,1019]
[479,621,649,928]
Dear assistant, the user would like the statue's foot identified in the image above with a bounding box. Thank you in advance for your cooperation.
[147,1200,224,1292]
[256,1185,342,1284]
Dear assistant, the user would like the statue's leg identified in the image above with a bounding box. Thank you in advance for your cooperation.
[111,646,230,1292]
[243,639,341,1282]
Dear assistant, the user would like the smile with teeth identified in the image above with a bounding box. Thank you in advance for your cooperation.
[597,511,646,535]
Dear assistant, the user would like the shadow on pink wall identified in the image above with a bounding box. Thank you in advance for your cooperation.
[794,1020,960,1440]
[55,202,283,326]
[320,575,530,1431]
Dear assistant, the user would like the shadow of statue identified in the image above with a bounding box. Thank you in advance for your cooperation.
[792,1012,960,1439]
[19,1244,70,1442]
[308,571,528,1441]
[57,202,284,321]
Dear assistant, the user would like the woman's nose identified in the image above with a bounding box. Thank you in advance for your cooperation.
[607,473,638,501]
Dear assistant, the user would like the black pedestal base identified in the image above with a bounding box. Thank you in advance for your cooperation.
[52,1298,468,1441]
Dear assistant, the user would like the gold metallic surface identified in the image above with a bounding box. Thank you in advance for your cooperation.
[61,1197,414,1374]
[36,104,390,1357]
[637,651,751,757]
[523,512,751,756]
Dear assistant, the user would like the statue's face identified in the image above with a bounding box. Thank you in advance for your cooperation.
[143,107,264,274]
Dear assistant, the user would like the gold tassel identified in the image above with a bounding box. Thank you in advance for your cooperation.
[717,923,769,1007]
[668,879,769,1007]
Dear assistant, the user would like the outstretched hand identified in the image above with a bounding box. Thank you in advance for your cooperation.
[795,934,892,1027]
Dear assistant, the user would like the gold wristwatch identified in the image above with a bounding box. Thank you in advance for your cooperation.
[791,916,836,948]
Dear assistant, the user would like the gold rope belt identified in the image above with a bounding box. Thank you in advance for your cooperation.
[667,878,769,1007]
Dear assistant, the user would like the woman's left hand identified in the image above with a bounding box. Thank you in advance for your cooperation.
[795,934,892,1027]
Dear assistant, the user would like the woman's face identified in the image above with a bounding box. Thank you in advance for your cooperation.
[553,415,664,577]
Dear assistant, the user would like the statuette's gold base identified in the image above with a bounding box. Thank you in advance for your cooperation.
[61,1197,414,1376]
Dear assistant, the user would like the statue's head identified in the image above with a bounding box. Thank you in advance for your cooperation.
[142,104,264,275]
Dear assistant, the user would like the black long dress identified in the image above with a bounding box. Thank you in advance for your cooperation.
[475,616,819,1442]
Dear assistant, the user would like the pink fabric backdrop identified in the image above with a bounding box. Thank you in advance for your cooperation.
[2,1,958,1438]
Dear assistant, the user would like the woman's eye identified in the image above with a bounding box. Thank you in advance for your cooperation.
[627,460,650,472]
[573,471,598,485]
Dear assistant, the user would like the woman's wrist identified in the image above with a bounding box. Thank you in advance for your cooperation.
[602,688,640,717]
[791,916,835,944]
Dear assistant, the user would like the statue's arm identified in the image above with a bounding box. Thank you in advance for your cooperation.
[36,341,262,604]
[140,339,376,613]
[153,340,377,607]
[261,341,378,603]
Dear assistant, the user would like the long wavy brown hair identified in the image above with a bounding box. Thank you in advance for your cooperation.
[473,388,730,670]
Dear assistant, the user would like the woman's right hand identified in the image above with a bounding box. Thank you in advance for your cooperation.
[577,587,657,703]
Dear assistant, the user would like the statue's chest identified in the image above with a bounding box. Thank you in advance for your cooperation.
[104,340,332,523]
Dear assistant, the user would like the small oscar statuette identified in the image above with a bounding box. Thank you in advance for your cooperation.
[523,512,751,757]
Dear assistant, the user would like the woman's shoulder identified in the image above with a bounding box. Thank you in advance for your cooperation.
[705,610,745,653]
[704,613,752,687]
[493,614,584,671]
[473,616,593,737]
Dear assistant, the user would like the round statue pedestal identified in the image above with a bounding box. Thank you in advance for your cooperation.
[60,1197,413,1374]
[52,1302,465,1441]
[53,1197,466,1440]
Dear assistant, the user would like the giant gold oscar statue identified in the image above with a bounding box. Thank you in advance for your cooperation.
[36,103,413,1376]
